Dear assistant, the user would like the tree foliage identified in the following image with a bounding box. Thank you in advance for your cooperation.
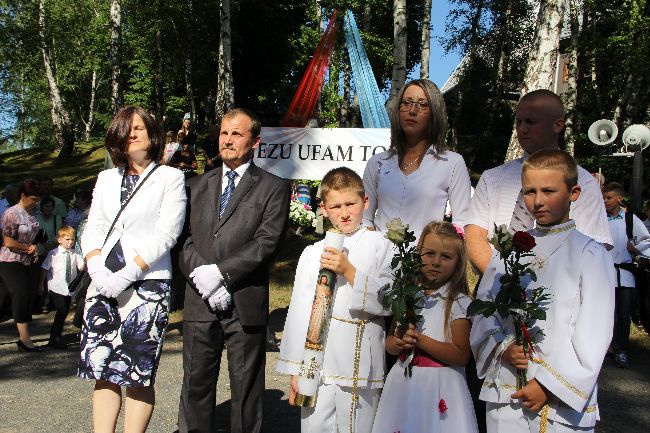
[1,0,430,153]
[442,0,649,187]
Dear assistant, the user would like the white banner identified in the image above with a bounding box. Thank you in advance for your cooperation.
[254,127,391,180]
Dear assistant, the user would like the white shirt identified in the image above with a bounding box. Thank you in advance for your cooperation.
[607,211,650,287]
[41,245,85,296]
[363,147,472,242]
[221,161,251,194]
[419,283,472,343]
[467,156,613,248]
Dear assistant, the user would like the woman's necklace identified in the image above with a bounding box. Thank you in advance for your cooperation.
[401,152,424,170]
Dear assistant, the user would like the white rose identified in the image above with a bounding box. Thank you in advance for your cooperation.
[385,218,408,244]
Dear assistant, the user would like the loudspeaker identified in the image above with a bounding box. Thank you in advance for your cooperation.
[588,119,618,146]
[622,124,650,152]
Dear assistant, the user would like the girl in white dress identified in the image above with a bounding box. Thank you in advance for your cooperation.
[371,221,478,433]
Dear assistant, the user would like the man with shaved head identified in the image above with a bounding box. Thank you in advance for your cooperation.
[466,89,612,273]
[465,89,612,433]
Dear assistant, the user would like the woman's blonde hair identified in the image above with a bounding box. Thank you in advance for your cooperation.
[417,221,470,341]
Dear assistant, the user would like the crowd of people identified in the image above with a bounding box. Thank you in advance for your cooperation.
[0,79,649,433]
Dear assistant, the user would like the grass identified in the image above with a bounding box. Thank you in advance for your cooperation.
[0,141,106,202]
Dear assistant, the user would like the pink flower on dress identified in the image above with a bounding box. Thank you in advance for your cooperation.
[438,398,448,414]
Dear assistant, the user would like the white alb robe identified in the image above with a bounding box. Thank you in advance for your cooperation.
[277,227,394,387]
[470,221,615,429]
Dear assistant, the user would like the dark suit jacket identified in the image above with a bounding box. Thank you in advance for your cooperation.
[179,162,290,325]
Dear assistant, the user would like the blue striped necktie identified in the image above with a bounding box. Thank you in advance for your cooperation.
[219,170,238,218]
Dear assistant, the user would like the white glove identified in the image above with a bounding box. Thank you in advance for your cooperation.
[189,264,224,299]
[87,255,110,288]
[99,261,143,298]
[208,286,232,311]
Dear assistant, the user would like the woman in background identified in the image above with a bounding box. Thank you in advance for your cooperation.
[0,179,42,351]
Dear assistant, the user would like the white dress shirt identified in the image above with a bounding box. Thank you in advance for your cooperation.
[221,161,251,194]
[467,156,612,248]
[607,210,650,287]
[41,245,85,296]
[363,147,472,242]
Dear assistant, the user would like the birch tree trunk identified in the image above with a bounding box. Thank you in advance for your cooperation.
[110,0,123,114]
[504,0,566,162]
[420,0,432,79]
[387,0,407,108]
[39,0,75,159]
[215,0,234,124]
[154,3,165,124]
[562,0,580,156]
[83,70,98,141]
[184,0,196,122]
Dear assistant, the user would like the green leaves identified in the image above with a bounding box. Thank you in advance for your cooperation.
[468,228,550,348]
[466,299,496,318]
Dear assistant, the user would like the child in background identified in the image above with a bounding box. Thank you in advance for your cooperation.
[161,130,180,164]
[602,182,650,368]
[277,167,393,433]
[471,149,615,433]
[371,221,478,433]
[40,226,84,348]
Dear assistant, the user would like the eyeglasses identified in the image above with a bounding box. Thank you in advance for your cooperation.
[399,99,429,111]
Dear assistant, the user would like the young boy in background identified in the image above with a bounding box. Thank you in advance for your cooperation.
[40,226,84,349]
[602,182,650,368]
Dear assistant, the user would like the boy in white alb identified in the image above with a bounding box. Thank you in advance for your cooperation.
[40,226,84,348]
[277,167,393,433]
[602,182,650,368]
[470,149,615,433]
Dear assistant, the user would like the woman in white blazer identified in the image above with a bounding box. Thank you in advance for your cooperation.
[78,106,186,433]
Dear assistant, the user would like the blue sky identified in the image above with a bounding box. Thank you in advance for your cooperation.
[414,1,462,88]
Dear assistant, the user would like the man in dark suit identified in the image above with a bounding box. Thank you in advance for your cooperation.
[177,108,290,433]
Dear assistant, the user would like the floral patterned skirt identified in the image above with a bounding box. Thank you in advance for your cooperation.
[77,241,170,387]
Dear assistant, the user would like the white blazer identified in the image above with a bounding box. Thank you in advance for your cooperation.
[81,163,187,280]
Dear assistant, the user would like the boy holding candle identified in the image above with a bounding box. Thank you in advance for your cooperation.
[277,167,393,433]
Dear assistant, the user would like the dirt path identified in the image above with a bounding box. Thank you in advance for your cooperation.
[1,312,648,432]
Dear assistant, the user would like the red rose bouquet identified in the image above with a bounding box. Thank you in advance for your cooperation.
[467,224,550,389]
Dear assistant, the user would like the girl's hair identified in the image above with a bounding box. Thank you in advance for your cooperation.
[417,221,470,341]
[387,79,448,163]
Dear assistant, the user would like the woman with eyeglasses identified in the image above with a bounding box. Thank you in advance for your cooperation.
[362,79,472,243]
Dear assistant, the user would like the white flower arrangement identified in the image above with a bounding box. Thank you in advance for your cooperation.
[289,199,317,228]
